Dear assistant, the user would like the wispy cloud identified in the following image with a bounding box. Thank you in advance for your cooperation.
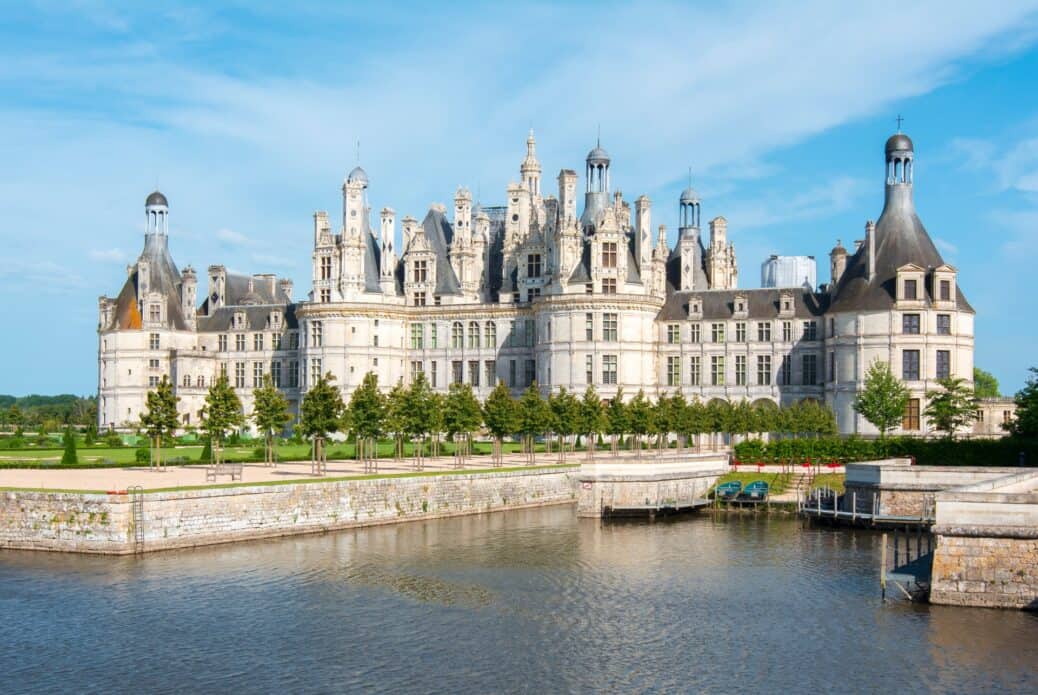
[215,228,253,247]
[88,247,128,262]
[935,238,959,256]
[724,177,869,231]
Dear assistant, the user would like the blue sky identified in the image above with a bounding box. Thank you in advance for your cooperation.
[2,1,1038,396]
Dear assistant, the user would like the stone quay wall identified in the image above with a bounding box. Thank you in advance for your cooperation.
[576,454,729,517]
[0,468,577,555]
[842,461,1026,518]
[930,470,1038,609]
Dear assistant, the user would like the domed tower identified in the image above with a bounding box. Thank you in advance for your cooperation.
[145,190,169,237]
[343,165,369,240]
[520,129,542,198]
[676,184,707,291]
[581,140,611,231]
[829,239,847,289]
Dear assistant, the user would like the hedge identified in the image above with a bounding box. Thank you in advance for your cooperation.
[733,436,1038,467]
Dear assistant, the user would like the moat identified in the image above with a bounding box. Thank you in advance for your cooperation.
[3,506,1037,694]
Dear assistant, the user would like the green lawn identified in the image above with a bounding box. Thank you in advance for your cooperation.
[809,473,845,494]
[713,472,792,495]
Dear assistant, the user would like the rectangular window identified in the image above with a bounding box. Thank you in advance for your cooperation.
[452,322,463,349]
[218,334,228,351]
[936,350,951,379]
[430,324,439,348]
[413,260,427,283]
[525,359,536,386]
[525,319,536,347]
[235,334,246,351]
[271,361,281,388]
[780,356,791,385]
[411,361,424,382]
[253,362,264,388]
[690,323,701,343]
[602,242,617,268]
[689,356,701,386]
[484,322,496,348]
[310,322,323,348]
[735,322,746,343]
[602,355,618,385]
[937,314,951,336]
[235,362,246,389]
[828,351,836,382]
[253,333,263,351]
[802,354,818,385]
[149,305,161,322]
[803,321,818,341]
[430,361,438,387]
[485,360,496,387]
[469,360,480,387]
[309,358,322,386]
[667,324,680,344]
[903,349,920,381]
[289,332,299,350]
[782,321,792,342]
[711,356,725,386]
[288,361,299,388]
[902,398,920,430]
[527,254,542,278]
[149,333,160,350]
[667,356,681,386]
[148,358,160,369]
[585,282,593,295]
[320,255,332,280]
[452,360,463,384]
[509,360,517,388]
[601,278,617,294]
[411,324,424,349]
[757,322,771,342]
[469,323,480,349]
[586,313,594,341]
[940,280,951,301]
[829,318,835,337]
[320,289,331,303]
[603,313,618,342]
[902,314,921,335]
[413,292,427,307]
[712,323,725,343]
[757,355,772,385]
[148,376,159,388]
[904,278,917,300]
[182,374,191,388]
[272,333,282,351]
[586,355,593,384]
[735,355,746,385]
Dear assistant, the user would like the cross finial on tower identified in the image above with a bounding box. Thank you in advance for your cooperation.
[896,114,904,132]
[597,123,601,147]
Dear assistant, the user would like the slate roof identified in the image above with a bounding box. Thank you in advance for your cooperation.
[416,207,463,295]
[658,286,828,321]
[829,185,973,313]
[196,303,298,332]
[108,233,189,331]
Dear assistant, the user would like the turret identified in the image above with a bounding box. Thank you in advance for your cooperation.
[829,240,847,289]
[558,169,577,225]
[207,265,227,312]
[181,266,197,328]
[520,130,542,199]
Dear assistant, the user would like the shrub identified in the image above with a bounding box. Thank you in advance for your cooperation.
[733,436,1038,467]
[135,447,150,464]
[103,431,124,448]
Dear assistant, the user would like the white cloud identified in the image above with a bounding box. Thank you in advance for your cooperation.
[215,228,253,246]
[723,176,869,231]
[88,247,127,262]
[935,238,959,255]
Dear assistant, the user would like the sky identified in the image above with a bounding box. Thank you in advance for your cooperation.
[2,0,1038,397]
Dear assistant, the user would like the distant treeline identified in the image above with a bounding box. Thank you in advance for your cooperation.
[0,394,97,431]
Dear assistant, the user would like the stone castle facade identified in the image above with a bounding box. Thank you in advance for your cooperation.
[98,130,974,436]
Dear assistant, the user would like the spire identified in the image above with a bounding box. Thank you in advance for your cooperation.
[520,129,541,196]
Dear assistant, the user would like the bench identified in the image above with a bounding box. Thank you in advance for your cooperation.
[205,462,243,482]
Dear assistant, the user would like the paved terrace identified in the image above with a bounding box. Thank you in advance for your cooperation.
[0,451,724,492]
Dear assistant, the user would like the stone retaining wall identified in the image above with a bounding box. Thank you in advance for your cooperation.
[0,469,577,554]
[576,455,728,517]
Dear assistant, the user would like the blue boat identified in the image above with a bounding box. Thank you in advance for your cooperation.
[741,480,770,502]
[715,480,742,501]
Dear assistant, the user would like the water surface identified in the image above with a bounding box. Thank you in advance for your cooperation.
[2,507,1037,693]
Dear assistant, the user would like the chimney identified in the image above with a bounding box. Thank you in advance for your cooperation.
[865,220,876,282]
[278,278,293,301]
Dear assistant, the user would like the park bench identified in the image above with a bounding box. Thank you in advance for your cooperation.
[205,461,243,482]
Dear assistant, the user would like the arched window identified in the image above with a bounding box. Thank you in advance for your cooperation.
[452,321,463,349]
[485,321,496,348]
[196,375,205,388]
[469,321,480,349]
[182,374,191,388]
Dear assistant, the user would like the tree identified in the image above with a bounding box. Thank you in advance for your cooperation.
[578,385,606,459]
[251,374,292,465]
[199,374,244,466]
[548,387,581,463]
[483,381,517,466]
[705,400,731,450]
[61,425,77,465]
[606,388,629,455]
[427,392,447,458]
[84,419,98,446]
[443,383,483,467]
[384,380,408,460]
[7,404,22,432]
[517,383,550,465]
[854,360,909,439]
[299,372,345,472]
[973,367,1000,399]
[651,393,675,456]
[682,397,708,451]
[1007,367,1038,437]
[925,377,980,439]
[348,372,385,469]
[139,375,179,469]
[626,390,653,454]
[403,372,434,469]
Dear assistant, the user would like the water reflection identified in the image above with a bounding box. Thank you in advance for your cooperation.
[2,506,1037,694]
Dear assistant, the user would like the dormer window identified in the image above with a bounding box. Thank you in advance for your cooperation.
[233,312,246,329]
[527,254,542,278]
[413,260,428,283]
[939,279,951,302]
[149,304,161,322]
[904,279,917,300]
